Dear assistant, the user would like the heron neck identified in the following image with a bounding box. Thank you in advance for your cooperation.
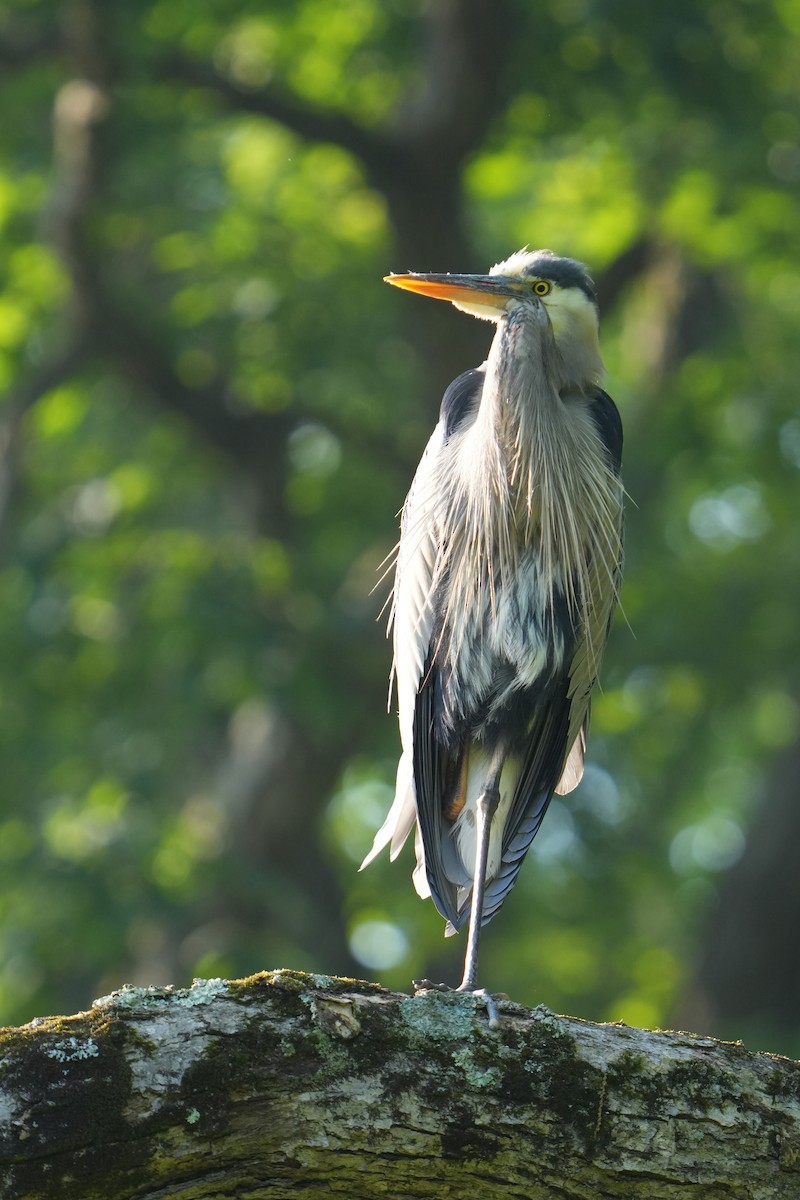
[438,309,620,664]
[479,309,571,479]
[458,309,599,554]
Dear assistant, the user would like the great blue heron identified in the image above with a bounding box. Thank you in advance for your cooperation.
[362,249,624,996]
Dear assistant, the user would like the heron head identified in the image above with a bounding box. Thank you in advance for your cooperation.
[385,248,603,389]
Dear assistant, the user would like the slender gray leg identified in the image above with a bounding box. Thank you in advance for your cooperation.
[457,747,505,993]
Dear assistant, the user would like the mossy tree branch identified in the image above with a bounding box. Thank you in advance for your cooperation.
[1,971,799,1199]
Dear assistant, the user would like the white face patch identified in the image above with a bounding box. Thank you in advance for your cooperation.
[451,297,511,323]
[543,286,597,334]
[542,288,603,383]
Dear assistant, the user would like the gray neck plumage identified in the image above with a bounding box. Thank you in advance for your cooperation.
[471,307,570,506]
[443,302,616,603]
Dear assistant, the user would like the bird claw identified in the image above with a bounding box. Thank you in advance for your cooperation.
[471,987,501,1029]
[412,978,452,993]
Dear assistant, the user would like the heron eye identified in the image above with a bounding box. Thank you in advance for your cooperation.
[532,280,551,296]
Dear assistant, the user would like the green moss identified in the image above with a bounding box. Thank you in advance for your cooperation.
[765,1063,800,1104]
[511,1015,608,1149]
[490,1053,541,1105]
[225,969,386,1000]
[179,1038,240,1135]
[228,968,309,996]
[606,1049,657,1109]
[664,1060,736,1114]
[440,1107,501,1161]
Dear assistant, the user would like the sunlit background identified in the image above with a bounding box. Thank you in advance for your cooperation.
[1,0,799,1056]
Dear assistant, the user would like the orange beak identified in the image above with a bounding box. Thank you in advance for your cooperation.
[384,272,515,312]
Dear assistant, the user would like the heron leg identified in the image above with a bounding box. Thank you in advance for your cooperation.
[456,745,505,993]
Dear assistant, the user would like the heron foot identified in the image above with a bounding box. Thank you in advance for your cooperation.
[460,985,501,1029]
[412,978,451,992]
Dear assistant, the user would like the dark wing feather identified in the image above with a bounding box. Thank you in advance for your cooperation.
[412,657,463,925]
[479,688,573,925]
[440,367,485,438]
[589,387,623,472]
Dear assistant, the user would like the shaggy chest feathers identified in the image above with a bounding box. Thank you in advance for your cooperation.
[427,346,622,750]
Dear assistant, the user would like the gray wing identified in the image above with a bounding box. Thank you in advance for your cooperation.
[362,369,486,894]
[558,387,624,794]
[360,419,444,878]
[394,365,487,752]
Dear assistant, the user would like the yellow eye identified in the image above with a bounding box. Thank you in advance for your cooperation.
[532,280,551,296]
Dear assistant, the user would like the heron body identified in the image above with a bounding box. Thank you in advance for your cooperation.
[362,249,624,991]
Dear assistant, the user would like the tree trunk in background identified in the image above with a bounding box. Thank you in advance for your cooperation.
[679,738,800,1050]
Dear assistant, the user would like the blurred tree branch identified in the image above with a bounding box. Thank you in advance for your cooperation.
[165,55,392,173]
[166,0,514,173]
[0,335,89,541]
[0,22,60,72]
[50,22,294,513]
[164,0,516,396]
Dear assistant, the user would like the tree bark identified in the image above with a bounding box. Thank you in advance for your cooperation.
[2,971,799,1199]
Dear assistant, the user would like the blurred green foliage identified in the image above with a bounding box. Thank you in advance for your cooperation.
[0,0,798,1053]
